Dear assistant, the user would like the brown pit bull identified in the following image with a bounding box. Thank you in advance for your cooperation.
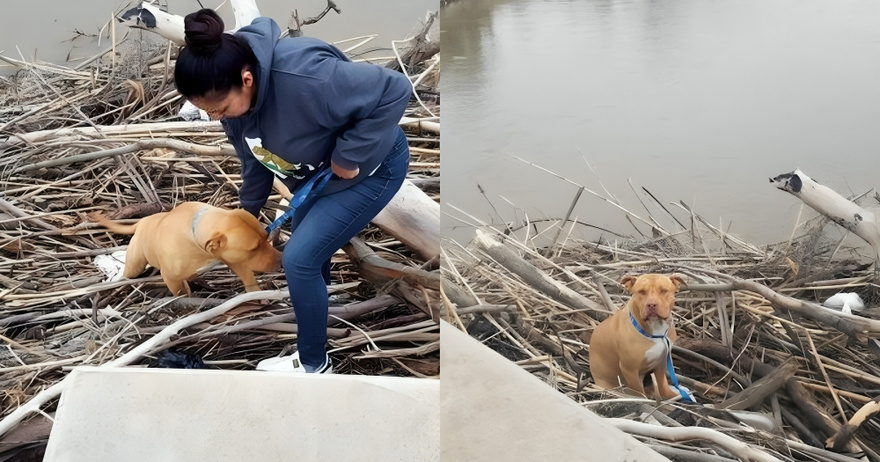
[89,202,282,296]
[589,273,685,399]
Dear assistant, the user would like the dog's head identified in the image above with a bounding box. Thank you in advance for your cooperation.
[621,273,684,322]
[204,210,282,272]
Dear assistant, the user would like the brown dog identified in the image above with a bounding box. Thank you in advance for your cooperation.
[589,273,685,399]
[89,202,282,296]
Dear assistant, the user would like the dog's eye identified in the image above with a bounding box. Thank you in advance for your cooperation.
[638,289,647,295]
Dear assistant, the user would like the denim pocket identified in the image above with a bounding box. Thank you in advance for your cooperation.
[373,128,410,180]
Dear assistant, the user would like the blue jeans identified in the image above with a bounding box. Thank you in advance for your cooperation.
[283,128,410,368]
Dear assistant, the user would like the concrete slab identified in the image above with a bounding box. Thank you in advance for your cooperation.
[440,320,669,461]
[44,367,438,462]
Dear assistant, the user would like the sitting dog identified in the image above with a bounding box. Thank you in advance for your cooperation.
[589,273,685,399]
[89,202,282,296]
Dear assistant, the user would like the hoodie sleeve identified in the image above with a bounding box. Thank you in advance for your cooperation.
[322,59,412,171]
[223,119,275,217]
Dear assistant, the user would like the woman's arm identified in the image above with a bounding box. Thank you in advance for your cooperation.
[323,58,412,174]
[224,119,276,217]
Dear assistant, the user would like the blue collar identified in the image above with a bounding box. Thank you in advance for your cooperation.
[629,310,668,339]
[192,205,211,237]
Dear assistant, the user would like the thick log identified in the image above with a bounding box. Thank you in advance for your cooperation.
[342,237,440,290]
[719,359,799,410]
[342,237,441,319]
[772,168,880,261]
[230,0,261,30]
[118,3,185,44]
[400,117,440,134]
[372,179,440,261]
[440,276,480,309]
[274,178,439,261]
[118,0,261,42]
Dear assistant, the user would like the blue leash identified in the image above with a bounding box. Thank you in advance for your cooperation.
[266,169,333,233]
[629,311,696,403]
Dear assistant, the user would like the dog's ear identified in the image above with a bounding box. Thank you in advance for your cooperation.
[669,273,685,291]
[232,209,268,236]
[205,233,227,252]
[621,275,637,293]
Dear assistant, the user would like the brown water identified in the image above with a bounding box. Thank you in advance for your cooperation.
[442,0,880,249]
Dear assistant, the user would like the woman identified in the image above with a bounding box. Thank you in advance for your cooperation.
[174,9,412,373]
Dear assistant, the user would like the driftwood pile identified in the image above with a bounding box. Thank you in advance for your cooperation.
[444,187,880,461]
[0,10,439,458]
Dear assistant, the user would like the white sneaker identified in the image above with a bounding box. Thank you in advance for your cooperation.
[256,351,333,374]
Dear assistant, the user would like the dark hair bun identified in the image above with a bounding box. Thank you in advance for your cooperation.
[184,9,226,56]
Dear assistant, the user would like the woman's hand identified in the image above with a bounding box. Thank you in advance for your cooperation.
[331,160,359,179]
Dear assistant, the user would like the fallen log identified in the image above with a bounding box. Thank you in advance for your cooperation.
[275,178,439,261]
[372,179,440,261]
[342,237,440,290]
[440,274,480,309]
[719,358,799,411]
[343,236,441,319]
[118,2,185,44]
[772,168,880,261]
[119,0,293,41]
[400,117,440,134]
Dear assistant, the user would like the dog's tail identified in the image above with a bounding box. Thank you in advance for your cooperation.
[88,211,139,235]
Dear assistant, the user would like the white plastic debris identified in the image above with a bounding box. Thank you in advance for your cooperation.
[822,292,865,315]
[178,100,209,121]
[93,251,127,282]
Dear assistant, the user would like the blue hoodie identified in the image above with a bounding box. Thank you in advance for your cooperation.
[222,17,412,217]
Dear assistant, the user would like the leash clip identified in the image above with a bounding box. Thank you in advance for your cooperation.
[266,169,333,233]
